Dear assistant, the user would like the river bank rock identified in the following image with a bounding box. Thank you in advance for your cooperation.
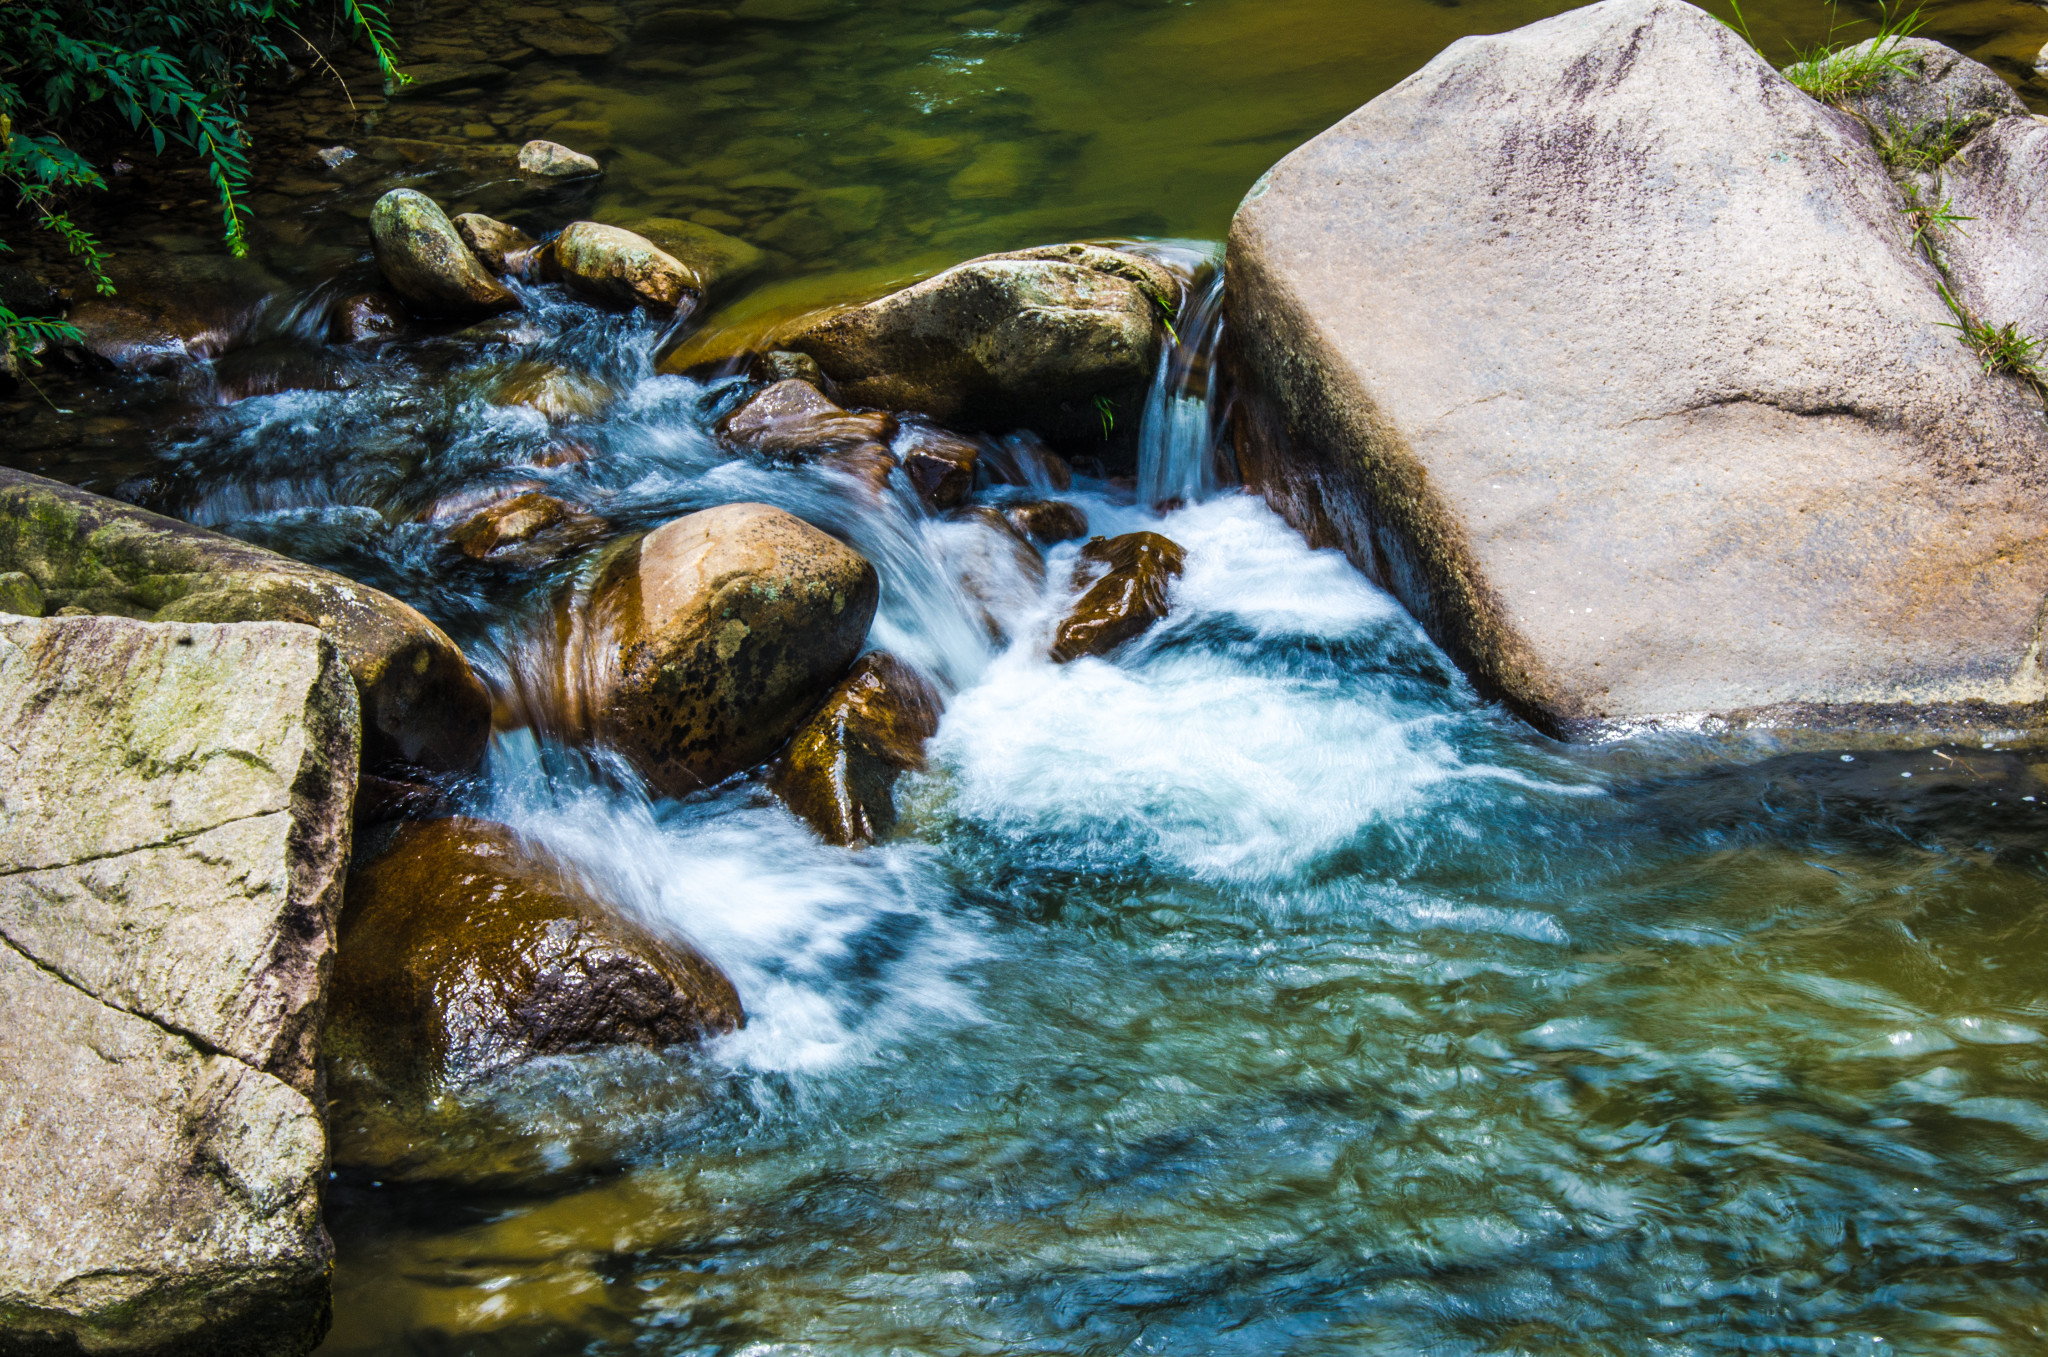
[1052,531,1184,663]
[1920,57,2048,358]
[779,243,1173,450]
[1227,0,2048,740]
[327,818,741,1104]
[721,379,896,458]
[580,503,879,797]
[540,222,699,315]
[0,614,357,1357]
[371,188,519,317]
[0,468,491,771]
[772,653,942,845]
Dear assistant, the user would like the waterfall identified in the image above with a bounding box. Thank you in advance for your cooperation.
[1134,244,1229,510]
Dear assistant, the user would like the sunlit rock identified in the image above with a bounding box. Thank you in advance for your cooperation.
[0,468,491,772]
[720,378,896,458]
[0,614,356,1357]
[1228,0,2048,739]
[328,818,740,1106]
[518,137,605,179]
[627,215,767,291]
[772,652,942,845]
[0,570,43,617]
[540,221,700,314]
[780,242,1173,449]
[1051,531,1185,663]
[370,187,518,317]
[579,503,878,797]
[483,358,613,422]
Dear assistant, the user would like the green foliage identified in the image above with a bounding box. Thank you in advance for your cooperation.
[1938,282,2047,390]
[1093,394,1116,437]
[1874,110,1971,174]
[1779,3,1926,103]
[0,0,404,361]
[1897,181,1972,258]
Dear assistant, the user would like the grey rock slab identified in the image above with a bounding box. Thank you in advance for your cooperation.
[1226,0,2048,741]
[1933,112,2048,351]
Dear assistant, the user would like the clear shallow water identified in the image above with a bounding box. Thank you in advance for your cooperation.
[8,0,2048,1351]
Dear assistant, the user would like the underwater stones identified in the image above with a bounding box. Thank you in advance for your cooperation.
[328,818,742,1101]
[583,502,879,797]
[370,188,518,317]
[517,137,604,180]
[0,614,355,1357]
[628,216,767,291]
[635,6,737,41]
[386,61,511,96]
[771,652,942,846]
[899,429,980,511]
[447,491,609,566]
[1051,531,1185,663]
[780,243,1172,447]
[1227,0,2048,740]
[518,15,618,57]
[539,221,699,314]
[454,211,540,275]
[485,359,613,421]
[1004,498,1088,545]
[65,252,281,373]
[720,379,896,458]
[331,290,408,343]
[0,468,492,773]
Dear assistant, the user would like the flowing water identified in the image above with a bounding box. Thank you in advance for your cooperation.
[11,0,2048,1352]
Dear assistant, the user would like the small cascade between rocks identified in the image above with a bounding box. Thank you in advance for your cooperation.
[1135,243,1231,511]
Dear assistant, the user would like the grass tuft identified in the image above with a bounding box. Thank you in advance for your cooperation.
[1938,282,2048,388]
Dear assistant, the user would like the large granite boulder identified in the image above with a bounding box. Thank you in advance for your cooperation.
[772,652,942,845]
[1227,0,2048,740]
[0,614,357,1356]
[370,188,518,318]
[780,243,1174,449]
[327,818,741,1108]
[0,468,491,771]
[577,503,879,797]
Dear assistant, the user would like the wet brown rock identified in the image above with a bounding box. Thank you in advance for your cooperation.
[328,818,741,1100]
[1051,531,1185,663]
[0,468,491,773]
[209,343,358,402]
[65,253,281,373]
[1005,498,1088,544]
[581,503,879,797]
[540,221,699,315]
[772,653,942,845]
[900,429,979,510]
[517,138,604,180]
[981,434,1073,490]
[331,291,407,343]
[720,379,896,458]
[448,491,610,566]
[780,242,1172,446]
[370,188,518,318]
[454,211,540,275]
[818,442,898,499]
[754,349,827,387]
[486,359,612,421]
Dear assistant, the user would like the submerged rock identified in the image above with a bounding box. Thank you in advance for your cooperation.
[518,138,604,180]
[721,379,896,458]
[1051,531,1185,663]
[540,221,699,315]
[780,242,1173,448]
[328,818,740,1103]
[454,211,540,276]
[581,503,879,796]
[1005,498,1088,544]
[629,217,767,292]
[331,290,408,343]
[772,652,942,845]
[371,188,518,317]
[1227,0,2048,740]
[0,614,356,1356]
[0,468,491,772]
[899,428,980,510]
[65,252,280,372]
[447,491,609,566]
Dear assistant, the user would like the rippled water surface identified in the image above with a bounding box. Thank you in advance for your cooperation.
[11,0,2048,1352]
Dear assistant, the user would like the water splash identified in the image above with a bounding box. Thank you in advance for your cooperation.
[1132,241,1230,510]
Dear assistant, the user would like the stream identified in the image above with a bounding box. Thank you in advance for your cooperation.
[11,0,2048,1352]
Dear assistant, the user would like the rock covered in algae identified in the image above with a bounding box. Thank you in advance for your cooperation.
[1051,531,1185,663]
[0,613,357,1357]
[1227,0,2048,741]
[540,221,700,315]
[720,378,897,458]
[370,187,518,317]
[779,242,1173,449]
[583,502,879,797]
[328,818,741,1102]
[0,467,492,773]
[772,652,943,845]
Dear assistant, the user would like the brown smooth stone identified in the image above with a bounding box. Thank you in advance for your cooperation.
[771,652,942,846]
[721,379,896,459]
[446,491,609,566]
[900,429,979,510]
[1050,531,1186,663]
[1004,499,1088,544]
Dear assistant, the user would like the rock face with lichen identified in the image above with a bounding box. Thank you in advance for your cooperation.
[781,243,1173,448]
[0,614,358,1357]
[772,653,942,844]
[1227,0,2048,741]
[327,818,741,1105]
[0,468,491,772]
[370,188,518,317]
[571,502,879,797]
